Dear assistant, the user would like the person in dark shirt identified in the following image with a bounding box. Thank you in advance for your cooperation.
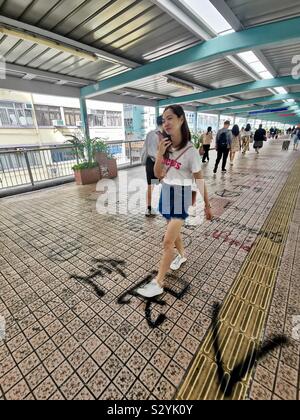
[213,120,232,174]
[253,124,267,154]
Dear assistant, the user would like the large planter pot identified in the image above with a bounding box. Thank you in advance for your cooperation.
[107,158,118,178]
[95,152,118,178]
[95,152,108,166]
[74,167,101,185]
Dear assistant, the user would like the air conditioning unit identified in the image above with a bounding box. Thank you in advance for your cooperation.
[52,120,65,127]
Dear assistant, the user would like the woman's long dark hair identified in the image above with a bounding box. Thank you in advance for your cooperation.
[246,123,251,132]
[232,124,240,137]
[207,126,212,135]
[163,105,191,158]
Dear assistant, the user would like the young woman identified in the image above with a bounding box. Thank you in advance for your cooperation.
[242,124,252,155]
[137,105,213,298]
[230,124,241,165]
[202,127,213,163]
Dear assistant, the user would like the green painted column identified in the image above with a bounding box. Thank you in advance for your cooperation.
[155,107,160,119]
[80,98,90,139]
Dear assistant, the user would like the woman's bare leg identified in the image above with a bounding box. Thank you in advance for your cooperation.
[156,219,184,287]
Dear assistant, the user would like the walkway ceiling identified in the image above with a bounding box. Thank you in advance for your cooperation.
[0,0,299,122]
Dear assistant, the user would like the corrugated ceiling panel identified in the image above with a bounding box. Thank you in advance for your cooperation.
[176,58,252,88]
[261,43,300,76]
[225,0,300,27]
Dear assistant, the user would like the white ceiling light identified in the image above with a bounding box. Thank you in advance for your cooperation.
[0,26,98,62]
[166,77,195,92]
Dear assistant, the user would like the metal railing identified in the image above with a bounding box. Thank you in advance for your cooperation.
[0,140,144,195]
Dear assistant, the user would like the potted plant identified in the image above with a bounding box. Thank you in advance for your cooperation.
[191,131,204,156]
[65,135,101,185]
[106,152,118,179]
[94,138,118,179]
[94,138,109,166]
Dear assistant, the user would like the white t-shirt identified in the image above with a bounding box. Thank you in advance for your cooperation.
[162,144,202,186]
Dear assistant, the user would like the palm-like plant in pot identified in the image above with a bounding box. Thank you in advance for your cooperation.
[94,138,118,179]
[65,134,101,185]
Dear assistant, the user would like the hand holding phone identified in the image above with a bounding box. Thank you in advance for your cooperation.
[158,138,172,156]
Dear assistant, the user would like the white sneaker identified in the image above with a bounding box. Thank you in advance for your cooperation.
[170,255,187,271]
[136,281,164,298]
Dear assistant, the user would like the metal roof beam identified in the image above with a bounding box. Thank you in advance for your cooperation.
[221,103,295,115]
[0,76,80,97]
[5,63,94,86]
[81,17,300,98]
[197,93,300,112]
[92,93,158,107]
[160,76,300,107]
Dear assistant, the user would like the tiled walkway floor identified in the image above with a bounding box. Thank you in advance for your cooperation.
[0,141,299,400]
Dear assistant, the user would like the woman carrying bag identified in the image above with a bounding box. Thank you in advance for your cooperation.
[137,105,213,298]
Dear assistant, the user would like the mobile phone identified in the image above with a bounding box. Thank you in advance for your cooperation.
[162,131,172,141]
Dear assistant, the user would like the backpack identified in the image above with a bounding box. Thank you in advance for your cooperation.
[218,131,228,148]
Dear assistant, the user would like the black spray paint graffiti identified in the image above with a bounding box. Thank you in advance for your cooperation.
[117,271,190,329]
[211,303,289,397]
[71,259,126,298]
[71,262,190,329]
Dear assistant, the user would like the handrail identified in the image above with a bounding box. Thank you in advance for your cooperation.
[0,141,145,195]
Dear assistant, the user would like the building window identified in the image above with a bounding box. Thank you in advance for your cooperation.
[34,105,62,127]
[0,101,34,128]
[88,110,105,127]
[106,111,122,127]
[124,118,133,129]
[186,112,195,129]
[198,113,219,132]
[64,107,81,127]
[88,110,122,127]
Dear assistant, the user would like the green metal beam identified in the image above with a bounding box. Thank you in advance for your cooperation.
[159,76,300,107]
[80,98,90,139]
[258,115,299,124]
[196,93,300,113]
[221,103,298,115]
[81,17,300,99]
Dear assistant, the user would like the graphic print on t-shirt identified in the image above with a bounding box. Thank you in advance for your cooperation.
[162,157,182,170]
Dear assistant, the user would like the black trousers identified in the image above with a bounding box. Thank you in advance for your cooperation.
[202,145,210,162]
[214,147,230,171]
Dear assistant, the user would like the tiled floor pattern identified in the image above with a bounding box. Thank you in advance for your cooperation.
[177,158,300,400]
[0,142,299,400]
